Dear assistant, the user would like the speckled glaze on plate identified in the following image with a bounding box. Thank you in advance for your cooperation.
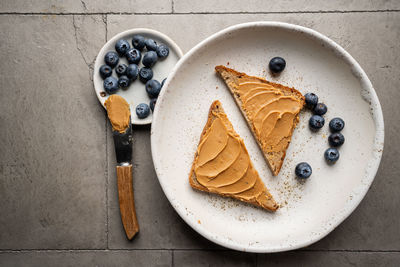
[151,22,384,253]
[93,28,183,125]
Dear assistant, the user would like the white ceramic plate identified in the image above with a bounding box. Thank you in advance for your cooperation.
[151,22,384,253]
[93,28,183,125]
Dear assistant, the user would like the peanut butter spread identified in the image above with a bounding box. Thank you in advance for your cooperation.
[235,80,302,154]
[193,110,271,205]
[104,95,130,133]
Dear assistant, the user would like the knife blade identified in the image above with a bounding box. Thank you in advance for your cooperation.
[113,120,133,165]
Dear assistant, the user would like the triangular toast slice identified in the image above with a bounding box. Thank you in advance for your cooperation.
[215,65,305,176]
[189,100,278,211]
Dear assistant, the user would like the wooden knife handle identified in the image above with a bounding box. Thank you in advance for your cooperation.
[116,165,139,240]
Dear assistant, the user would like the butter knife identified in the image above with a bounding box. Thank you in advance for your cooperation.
[112,118,139,239]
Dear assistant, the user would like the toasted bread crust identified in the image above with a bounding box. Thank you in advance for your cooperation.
[215,65,305,176]
[188,100,278,211]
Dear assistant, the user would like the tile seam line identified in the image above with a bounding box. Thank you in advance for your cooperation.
[103,13,109,250]
[0,249,399,253]
[105,116,109,250]
[0,10,399,15]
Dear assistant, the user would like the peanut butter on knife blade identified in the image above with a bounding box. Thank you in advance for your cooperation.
[105,95,130,133]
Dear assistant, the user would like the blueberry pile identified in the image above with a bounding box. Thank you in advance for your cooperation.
[295,93,346,178]
[325,117,345,163]
[305,93,328,131]
[305,93,345,164]
[99,35,170,119]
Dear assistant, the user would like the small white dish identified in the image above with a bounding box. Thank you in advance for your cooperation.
[151,22,384,252]
[93,28,183,125]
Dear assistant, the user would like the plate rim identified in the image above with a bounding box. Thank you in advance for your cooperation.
[151,21,384,253]
[93,28,184,125]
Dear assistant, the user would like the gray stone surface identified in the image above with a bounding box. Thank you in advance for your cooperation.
[3,0,398,14]
[174,251,256,266]
[0,15,107,249]
[0,0,172,13]
[174,0,400,13]
[108,12,400,250]
[257,252,400,266]
[1,2,400,266]
[174,251,400,266]
[0,250,171,267]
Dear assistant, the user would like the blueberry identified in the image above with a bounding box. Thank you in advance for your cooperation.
[305,93,318,109]
[145,39,157,51]
[142,51,158,68]
[103,76,119,94]
[150,98,157,112]
[269,57,286,73]
[118,75,130,89]
[115,64,128,77]
[139,67,153,83]
[136,103,150,119]
[314,103,328,115]
[104,51,119,68]
[295,162,312,179]
[115,39,130,56]
[126,64,139,81]
[161,78,167,88]
[329,117,345,132]
[309,115,325,130]
[125,48,141,64]
[132,35,146,51]
[99,65,112,79]
[328,132,345,147]
[156,44,169,58]
[325,148,340,163]
[145,79,162,98]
